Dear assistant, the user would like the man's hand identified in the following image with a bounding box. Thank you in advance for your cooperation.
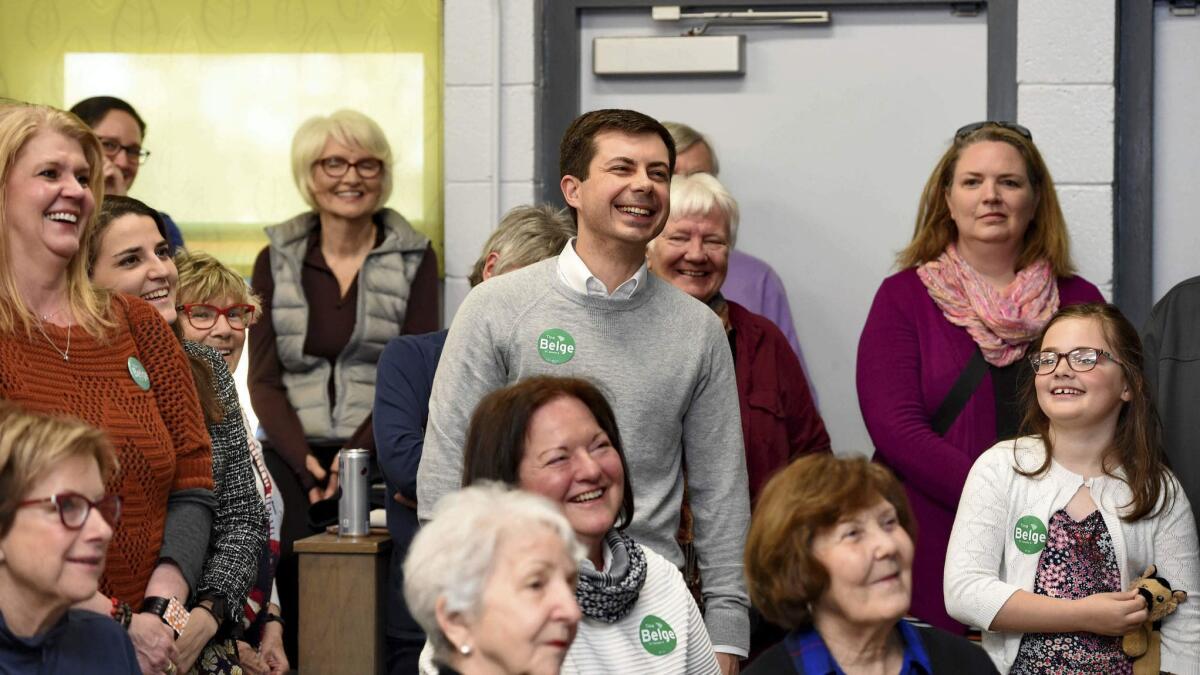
[716,652,740,675]
[128,612,177,674]
[173,605,217,672]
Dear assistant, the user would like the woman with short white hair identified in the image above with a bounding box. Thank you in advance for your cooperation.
[249,109,439,653]
[405,483,583,675]
[648,173,830,506]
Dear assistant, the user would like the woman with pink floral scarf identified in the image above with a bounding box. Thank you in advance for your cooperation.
[856,122,1103,634]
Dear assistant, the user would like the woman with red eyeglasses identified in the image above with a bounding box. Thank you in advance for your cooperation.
[0,404,140,673]
[89,195,266,675]
[175,249,290,675]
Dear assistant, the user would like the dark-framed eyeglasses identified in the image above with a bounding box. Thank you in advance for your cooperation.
[177,303,256,331]
[17,491,122,530]
[1028,347,1120,375]
[314,156,384,179]
[98,137,151,165]
[955,121,1033,141]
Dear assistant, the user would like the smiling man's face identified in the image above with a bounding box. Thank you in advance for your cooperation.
[562,130,672,249]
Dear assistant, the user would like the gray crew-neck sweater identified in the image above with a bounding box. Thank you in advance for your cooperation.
[418,256,751,651]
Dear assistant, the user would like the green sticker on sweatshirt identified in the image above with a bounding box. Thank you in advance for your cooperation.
[639,615,677,655]
[1013,515,1047,554]
[537,328,576,364]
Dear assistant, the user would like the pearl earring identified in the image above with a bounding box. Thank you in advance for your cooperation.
[459,644,472,656]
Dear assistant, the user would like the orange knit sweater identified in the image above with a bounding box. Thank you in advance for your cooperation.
[0,295,213,606]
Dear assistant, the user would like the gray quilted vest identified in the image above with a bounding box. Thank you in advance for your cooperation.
[266,208,429,442]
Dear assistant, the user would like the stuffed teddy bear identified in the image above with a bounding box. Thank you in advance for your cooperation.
[1122,565,1188,675]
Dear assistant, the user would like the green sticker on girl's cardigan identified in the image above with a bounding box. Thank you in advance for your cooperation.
[1014,515,1047,554]
[127,356,150,391]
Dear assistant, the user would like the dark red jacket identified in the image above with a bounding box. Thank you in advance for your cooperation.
[728,301,831,505]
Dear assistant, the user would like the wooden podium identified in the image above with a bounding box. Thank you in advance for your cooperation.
[295,530,392,674]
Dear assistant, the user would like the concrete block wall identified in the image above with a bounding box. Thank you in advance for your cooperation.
[442,1,1122,321]
[1017,0,1116,297]
[442,0,540,325]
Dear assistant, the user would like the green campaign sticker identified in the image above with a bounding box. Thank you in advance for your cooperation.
[638,615,678,656]
[1013,515,1048,554]
[127,356,151,391]
[536,328,576,364]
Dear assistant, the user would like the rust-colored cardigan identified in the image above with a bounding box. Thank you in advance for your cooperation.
[0,296,213,605]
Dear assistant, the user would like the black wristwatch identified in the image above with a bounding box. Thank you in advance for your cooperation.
[140,596,189,638]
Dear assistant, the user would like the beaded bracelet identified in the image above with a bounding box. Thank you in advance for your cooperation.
[109,598,133,630]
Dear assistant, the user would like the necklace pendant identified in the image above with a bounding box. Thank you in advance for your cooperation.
[63,354,69,361]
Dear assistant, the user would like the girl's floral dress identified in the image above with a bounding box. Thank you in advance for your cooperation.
[1010,509,1133,674]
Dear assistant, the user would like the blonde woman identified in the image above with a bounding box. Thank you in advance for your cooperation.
[176,250,288,675]
[0,101,213,675]
[249,109,438,665]
[856,122,1103,632]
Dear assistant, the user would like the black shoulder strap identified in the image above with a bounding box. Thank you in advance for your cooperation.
[931,348,989,436]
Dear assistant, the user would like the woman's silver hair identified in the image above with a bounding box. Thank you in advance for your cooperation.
[666,172,740,246]
[662,121,720,176]
[468,204,576,287]
[403,482,582,659]
[290,109,394,211]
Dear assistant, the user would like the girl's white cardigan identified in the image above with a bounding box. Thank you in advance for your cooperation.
[944,436,1200,674]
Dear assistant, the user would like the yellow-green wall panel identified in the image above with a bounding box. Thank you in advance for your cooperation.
[0,0,442,276]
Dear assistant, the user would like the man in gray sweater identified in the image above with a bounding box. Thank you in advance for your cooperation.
[417,109,751,669]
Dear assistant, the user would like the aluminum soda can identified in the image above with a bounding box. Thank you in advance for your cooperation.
[338,449,370,536]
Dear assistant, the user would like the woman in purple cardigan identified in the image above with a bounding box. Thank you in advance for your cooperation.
[856,122,1103,633]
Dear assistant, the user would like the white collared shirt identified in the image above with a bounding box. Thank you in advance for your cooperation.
[556,238,647,300]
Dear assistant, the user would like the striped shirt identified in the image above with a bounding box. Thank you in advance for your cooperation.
[562,544,720,675]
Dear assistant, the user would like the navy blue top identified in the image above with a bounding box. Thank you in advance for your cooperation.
[373,329,447,639]
[786,620,931,675]
[0,608,139,674]
[159,211,185,251]
[745,620,997,675]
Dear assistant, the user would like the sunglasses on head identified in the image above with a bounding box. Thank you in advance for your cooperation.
[955,121,1033,141]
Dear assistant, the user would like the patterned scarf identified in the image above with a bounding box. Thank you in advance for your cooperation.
[575,530,647,623]
[917,243,1059,367]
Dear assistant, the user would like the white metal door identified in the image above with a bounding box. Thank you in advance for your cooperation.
[580,7,988,455]
[1152,6,1200,301]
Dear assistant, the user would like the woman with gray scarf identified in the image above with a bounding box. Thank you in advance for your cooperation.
[460,376,722,675]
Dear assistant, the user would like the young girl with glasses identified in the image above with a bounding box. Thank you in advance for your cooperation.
[944,303,1199,674]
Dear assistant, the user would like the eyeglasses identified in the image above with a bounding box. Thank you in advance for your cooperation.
[314,156,384,179]
[1028,347,1120,375]
[177,303,256,331]
[17,491,122,530]
[955,121,1033,141]
[98,137,151,165]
